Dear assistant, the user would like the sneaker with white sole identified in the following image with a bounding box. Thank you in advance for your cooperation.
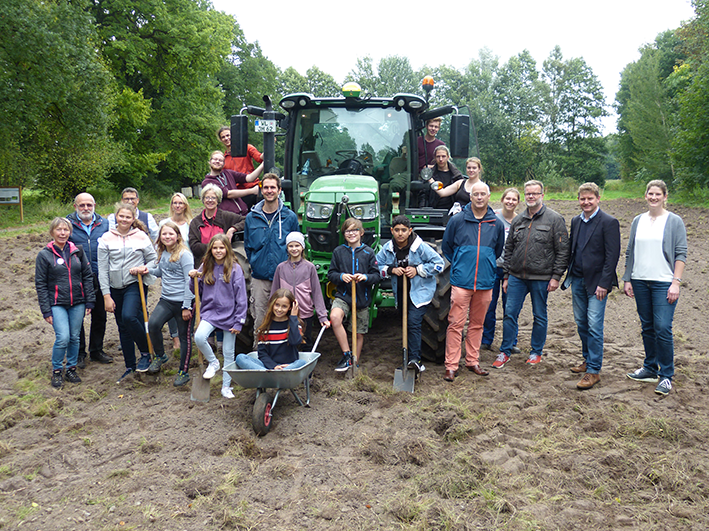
[655,378,672,396]
[221,387,235,399]
[626,367,659,383]
[408,359,425,373]
[526,354,542,365]
[492,353,510,369]
[136,354,151,373]
[335,352,352,372]
[203,360,220,379]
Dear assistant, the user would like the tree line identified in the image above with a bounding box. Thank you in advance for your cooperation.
[615,0,709,194]
[3,0,702,203]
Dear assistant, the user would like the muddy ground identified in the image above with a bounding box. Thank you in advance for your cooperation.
[1,198,709,530]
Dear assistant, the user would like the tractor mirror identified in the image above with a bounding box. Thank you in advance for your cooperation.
[449,115,469,159]
[230,115,248,158]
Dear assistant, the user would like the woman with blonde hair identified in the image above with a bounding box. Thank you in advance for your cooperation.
[160,192,193,246]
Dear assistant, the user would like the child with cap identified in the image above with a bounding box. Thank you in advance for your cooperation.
[271,231,330,351]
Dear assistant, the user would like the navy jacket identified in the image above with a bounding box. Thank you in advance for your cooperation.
[562,209,621,295]
[66,212,109,275]
[327,243,381,310]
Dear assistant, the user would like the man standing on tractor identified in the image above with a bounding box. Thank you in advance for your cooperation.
[244,174,299,348]
[442,182,505,381]
[218,126,264,210]
[417,117,445,172]
[494,180,570,369]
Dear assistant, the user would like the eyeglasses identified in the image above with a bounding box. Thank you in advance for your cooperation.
[344,230,361,235]
[524,192,542,197]
[76,203,94,208]
[122,196,138,203]
[203,196,218,202]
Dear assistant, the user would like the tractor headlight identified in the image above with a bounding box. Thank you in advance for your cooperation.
[306,203,333,220]
[350,203,378,221]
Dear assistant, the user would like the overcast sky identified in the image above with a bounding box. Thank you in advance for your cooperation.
[212,0,695,133]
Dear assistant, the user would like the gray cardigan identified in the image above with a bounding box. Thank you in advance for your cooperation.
[622,211,687,282]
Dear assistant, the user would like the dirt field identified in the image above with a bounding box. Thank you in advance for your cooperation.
[1,198,708,531]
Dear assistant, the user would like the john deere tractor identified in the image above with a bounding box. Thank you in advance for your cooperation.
[231,79,470,362]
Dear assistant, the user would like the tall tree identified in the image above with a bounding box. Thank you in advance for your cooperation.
[90,0,235,188]
[0,0,116,200]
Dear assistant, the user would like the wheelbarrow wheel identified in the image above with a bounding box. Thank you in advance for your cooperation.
[252,392,273,436]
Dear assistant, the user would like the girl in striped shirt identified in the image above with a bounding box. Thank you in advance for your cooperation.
[235,289,306,370]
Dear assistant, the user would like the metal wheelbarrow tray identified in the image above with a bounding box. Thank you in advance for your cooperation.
[222,351,320,436]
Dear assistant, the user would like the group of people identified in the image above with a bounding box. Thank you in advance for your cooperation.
[436,177,686,396]
[35,119,687,397]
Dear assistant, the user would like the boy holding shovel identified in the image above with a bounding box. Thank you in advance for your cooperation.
[328,218,381,372]
[376,216,445,373]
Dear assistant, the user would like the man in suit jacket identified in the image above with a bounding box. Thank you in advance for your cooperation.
[561,182,621,389]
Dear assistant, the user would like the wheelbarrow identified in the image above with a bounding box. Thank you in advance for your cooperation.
[222,326,325,436]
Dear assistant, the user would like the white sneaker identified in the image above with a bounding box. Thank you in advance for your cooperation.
[203,360,220,379]
[221,387,235,399]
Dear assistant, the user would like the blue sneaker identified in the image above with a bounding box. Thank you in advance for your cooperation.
[136,355,151,373]
[655,378,672,396]
[335,352,352,372]
[147,354,169,374]
[626,367,659,383]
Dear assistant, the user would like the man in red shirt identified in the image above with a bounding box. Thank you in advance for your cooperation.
[218,126,263,209]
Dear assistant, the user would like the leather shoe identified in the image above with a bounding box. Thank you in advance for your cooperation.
[511,346,521,354]
[443,369,458,382]
[577,372,600,390]
[570,361,587,374]
[467,364,489,376]
[90,351,114,364]
[77,353,87,370]
[480,343,492,351]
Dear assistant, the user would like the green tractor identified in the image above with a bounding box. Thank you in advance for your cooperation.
[232,80,470,363]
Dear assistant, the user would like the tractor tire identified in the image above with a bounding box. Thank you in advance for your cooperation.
[252,391,273,436]
[232,242,254,352]
[420,244,450,364]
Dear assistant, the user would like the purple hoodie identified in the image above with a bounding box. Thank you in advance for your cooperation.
[192,263,248,331]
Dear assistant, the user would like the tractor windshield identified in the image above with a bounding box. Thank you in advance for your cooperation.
[290,106,413,212]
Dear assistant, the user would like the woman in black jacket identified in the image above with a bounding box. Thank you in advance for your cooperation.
[35,218,95,388]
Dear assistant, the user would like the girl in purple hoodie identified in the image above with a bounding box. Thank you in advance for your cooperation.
[189,234,247,399]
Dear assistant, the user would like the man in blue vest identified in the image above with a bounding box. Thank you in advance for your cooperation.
[67,193,113,367]
[108,187,159,241]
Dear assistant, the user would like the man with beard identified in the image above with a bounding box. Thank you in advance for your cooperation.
[493,180,570,369]
[67,193,113,368]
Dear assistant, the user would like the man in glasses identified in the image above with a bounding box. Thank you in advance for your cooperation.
[107,187,159,241]
[493,180,569,369]
[67,193,113,368]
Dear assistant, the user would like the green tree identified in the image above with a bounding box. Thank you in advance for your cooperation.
[0,0,117,200]
[90,0,235,188]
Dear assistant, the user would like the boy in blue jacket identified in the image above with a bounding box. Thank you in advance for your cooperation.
[376,215,444,373]
[328,218,381,372]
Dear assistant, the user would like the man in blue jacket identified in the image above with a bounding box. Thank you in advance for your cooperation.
[244,174,299,346]
[67,193,112,367]
[442,182,505,381]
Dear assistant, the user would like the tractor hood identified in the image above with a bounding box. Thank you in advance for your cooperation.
[305,175,378,204]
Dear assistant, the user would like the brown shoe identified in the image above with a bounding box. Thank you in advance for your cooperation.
[570,361,587,373]
[443,370,458,382]
[577,373,600,390]
[466,364,489,376]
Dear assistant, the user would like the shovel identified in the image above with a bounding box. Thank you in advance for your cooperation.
[137,273,155,356]
[191,276,210,403]
[350,278,358,377]
[394,276,415,393]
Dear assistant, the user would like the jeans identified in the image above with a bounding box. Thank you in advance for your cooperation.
[404,302,429,363]
[631,279,677,380]
[501,275,549,357]
[445,286,492,371]
[148,299,189,359]
[235,353,307,371]
[570,276,608,374]
[481,267,517,347]
[79,274,106,356]
[111,282,149,370]
[50,304,86,371]
[194,320,236,388]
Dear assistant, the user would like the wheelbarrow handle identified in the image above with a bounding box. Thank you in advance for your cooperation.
[310,324,327,354]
